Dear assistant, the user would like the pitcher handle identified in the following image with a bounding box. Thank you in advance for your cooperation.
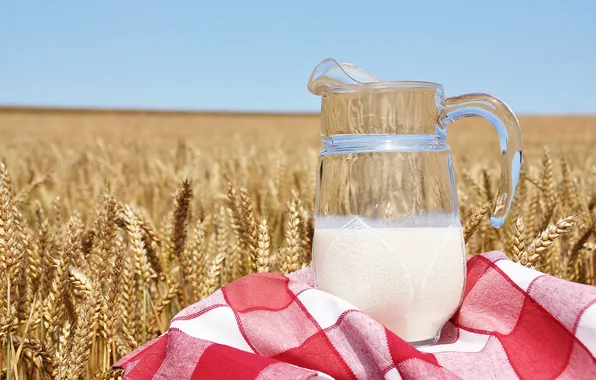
[442,93,523,228]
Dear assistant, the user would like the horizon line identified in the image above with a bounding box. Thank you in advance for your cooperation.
[1,104,595,118]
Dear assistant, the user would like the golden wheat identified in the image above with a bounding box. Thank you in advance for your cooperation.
[0,112,594,379]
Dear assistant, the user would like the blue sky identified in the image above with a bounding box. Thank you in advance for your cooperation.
[1,0,595,114]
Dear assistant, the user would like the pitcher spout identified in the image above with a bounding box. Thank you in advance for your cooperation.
[307,58,381,95]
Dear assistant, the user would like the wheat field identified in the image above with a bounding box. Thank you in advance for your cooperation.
[0,107,595,379]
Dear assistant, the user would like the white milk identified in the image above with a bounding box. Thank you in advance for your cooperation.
[312,216,466,345]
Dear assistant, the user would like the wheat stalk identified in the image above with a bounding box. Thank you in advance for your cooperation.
[12,335,58,379]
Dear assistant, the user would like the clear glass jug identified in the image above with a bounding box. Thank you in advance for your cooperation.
[308,58,522,346]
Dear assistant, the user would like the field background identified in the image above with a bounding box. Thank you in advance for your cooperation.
[2,107,596,147]
[1,106,595,379]
[2,106,595,167]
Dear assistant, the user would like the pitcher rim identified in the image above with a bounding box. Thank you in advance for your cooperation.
[329,80,442,90]
[310,80,443,95]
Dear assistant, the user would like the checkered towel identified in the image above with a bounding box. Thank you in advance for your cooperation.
[115,252,596,379]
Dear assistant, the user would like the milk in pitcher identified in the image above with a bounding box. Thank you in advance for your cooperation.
[312,215,466,345]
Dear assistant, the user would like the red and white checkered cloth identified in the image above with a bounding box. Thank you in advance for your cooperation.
[115,252,596,379]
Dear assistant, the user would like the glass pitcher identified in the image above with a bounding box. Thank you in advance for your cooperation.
[308,58,522,346]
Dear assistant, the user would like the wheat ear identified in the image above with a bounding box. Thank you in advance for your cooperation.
[239,187,259,273]
[527,216,576,258]
[63,294,97,380]
[511,216,538,267]
[463,201,491,243]
[201,253,225,298]
[256,219,271,273]
[187,219,206,301]
[279,195,302,274]
[169,179,193,293]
